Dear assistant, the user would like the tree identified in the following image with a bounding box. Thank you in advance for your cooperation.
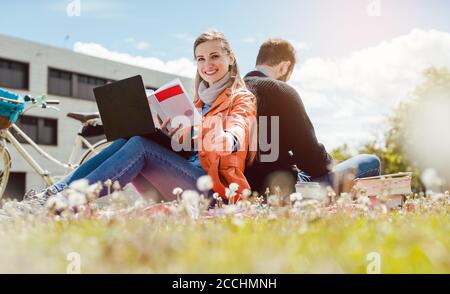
[335,67,450,192]
[330,143,352,162]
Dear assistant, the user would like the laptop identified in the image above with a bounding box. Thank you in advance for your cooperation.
[93,75,156,141]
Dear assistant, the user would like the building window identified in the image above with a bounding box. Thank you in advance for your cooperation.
[0,58,29,90]
[76,74,108,100]
[48,68,72,97]
[11,115,58,146]
[4,172,26,201]
[47,68,112,100]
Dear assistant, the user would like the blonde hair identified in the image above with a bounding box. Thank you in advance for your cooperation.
[193,30,246,99]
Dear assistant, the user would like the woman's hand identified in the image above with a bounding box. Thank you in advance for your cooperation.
[203,113,234,156]
[157,115,182,138]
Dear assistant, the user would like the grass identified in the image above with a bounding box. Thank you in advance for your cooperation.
[0,180,448,274]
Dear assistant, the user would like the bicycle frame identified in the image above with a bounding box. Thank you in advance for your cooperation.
[1,123,101,186]
[0,94,108,194]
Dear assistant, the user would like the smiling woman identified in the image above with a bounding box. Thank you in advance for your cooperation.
[24,30,257,206]
[195,42,234,85]
[193,31,247,100]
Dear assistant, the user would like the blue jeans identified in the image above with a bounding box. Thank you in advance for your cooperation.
[298,154,381,192]
[53,136,206,200]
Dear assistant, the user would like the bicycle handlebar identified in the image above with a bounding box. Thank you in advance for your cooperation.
[23,95,60,106]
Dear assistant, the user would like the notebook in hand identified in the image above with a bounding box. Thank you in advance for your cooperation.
[147,79,201,130]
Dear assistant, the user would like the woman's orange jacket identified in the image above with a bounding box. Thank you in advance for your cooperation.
[178,87,257,202]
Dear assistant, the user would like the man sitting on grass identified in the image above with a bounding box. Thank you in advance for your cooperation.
[244,39,381,196]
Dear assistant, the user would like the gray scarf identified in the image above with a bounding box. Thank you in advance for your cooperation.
[198,72,232,105]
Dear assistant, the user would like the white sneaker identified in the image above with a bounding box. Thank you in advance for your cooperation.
[0,187,62,217]
[23,186,61,206]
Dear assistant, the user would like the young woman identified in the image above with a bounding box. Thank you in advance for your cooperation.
[28,30,256,204]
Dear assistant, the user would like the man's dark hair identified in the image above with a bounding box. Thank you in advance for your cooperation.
[256,39,297,71]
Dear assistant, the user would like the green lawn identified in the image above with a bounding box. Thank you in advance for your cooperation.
[0,189,448,274]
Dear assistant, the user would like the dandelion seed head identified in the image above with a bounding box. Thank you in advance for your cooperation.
[242,189,252,198]
[69,179,90,192]
[172,187,183,195]
[293,200,303,209]
[46,195,68,211]
[237,199,251,210]
[112,181,121,191]
[290,192,303,202]
[181,190,200,206]
[67,191,87,208]
[111,191,123,202]
[267,195,279,206]
[229,183,239,192]
[357,196,371,207]
[104,179,112,186]
[225,188,236,198]
[181,190,200,219]
[196,175,213,192]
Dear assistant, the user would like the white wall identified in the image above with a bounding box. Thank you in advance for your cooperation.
[0,34,193,199]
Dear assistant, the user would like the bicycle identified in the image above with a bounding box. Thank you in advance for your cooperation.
[0,94,112,200]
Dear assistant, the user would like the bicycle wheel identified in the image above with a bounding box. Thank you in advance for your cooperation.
[0,145,12,200]
[78,139,113,165]
[78,139,143,206]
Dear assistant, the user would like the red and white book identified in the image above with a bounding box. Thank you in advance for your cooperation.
[147,79,201,130]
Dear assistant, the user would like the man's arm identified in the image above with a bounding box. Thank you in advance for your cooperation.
[275,83,332,177]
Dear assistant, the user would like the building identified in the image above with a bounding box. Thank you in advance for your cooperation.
[0,34,194,200]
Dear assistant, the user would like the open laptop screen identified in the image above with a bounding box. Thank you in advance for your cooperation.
[94,75,156,141]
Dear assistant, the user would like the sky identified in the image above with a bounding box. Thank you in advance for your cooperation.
[1,0,450,150]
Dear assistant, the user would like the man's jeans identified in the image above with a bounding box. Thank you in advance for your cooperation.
[298,154,381,192]
[53,136,206,200]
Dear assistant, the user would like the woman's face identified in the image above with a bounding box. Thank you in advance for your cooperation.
[195,40,234,85]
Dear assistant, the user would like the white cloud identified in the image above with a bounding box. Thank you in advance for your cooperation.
[51,0,124,19]
[290,40,310,51]
[290,29,450,151]
[125,38,149,50]
[73,42,197,78]
[172,33,196,43]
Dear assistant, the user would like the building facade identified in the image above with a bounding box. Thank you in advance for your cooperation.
[0,34,194,200]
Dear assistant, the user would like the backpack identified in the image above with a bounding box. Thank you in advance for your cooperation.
[0,88,25,129]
